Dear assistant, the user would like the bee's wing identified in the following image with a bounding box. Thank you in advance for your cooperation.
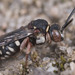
[0,26,34,46]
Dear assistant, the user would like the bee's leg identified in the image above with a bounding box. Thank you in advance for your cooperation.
[20,37,29,51]
[20,35,36,68]
[46,33,52,44]
[21,43,32,75]
[25,42,32,67]
[20,37,33,67]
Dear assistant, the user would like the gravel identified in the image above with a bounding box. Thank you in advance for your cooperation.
[0,0,75,75]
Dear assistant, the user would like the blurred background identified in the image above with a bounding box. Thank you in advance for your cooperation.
[0,0,75,75]
[0,0,75,32]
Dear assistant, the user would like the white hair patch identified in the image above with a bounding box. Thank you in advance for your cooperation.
[36,37,45,44]
[6,51,11,55]
[15,41,20,46]
[7,46,15,52]
[0,50,2,55]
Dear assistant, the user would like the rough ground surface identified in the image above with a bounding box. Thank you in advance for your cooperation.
[0,0,75,75]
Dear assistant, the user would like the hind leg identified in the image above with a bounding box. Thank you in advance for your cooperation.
[20,37,33,67]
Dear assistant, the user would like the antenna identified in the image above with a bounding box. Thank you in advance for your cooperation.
[61,8,75,32]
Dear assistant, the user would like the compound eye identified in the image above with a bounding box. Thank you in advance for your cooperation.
[52,30,61,42]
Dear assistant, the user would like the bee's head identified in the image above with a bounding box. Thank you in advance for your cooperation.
[48,8,75,42]
[49,24,64,42]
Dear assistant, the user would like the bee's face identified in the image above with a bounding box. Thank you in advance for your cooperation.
[49,24,64,42]
[51,30,64,42]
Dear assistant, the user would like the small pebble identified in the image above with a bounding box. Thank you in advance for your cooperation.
[67,47,73,56]
[1,23,8,31]
[42,57,50,64]
[59,46,67,53]
[0,72,3,75]
[70,62,75,71]
[46,62,58,73]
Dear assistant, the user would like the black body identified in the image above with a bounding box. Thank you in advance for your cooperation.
[0,8,74,59]
[0,26,33,58]
[0,19,49,59]
[28,19,49,33]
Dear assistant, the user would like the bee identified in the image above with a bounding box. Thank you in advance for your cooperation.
[0,8,74,67]
[28,8,75,43]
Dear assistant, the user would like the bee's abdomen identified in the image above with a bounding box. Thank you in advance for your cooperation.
[0,40,21,59]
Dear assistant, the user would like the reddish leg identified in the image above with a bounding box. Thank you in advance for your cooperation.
[46,33,52,44]
[20,37,33,67]
[25,42,32,67]
[20,37,29,51]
